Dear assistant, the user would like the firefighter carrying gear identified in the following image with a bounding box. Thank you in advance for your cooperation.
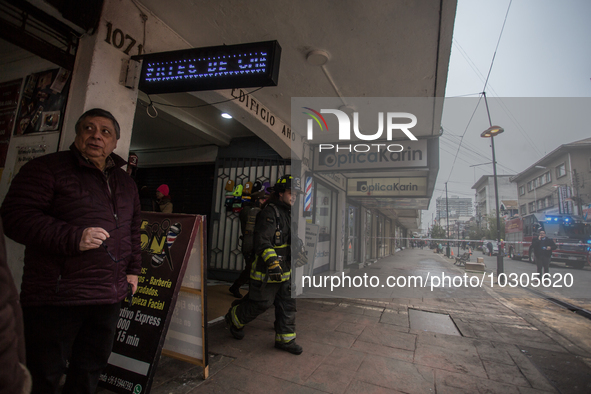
[225,175,301,353]
[250,203,291,283]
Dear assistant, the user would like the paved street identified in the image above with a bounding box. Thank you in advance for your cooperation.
[98,247,591,394]
[474,250,591,305]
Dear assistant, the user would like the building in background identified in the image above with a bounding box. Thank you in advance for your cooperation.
[435,196,472,239]
[436,196,473,221]
[511,137,591,218]
[471,175,517,229]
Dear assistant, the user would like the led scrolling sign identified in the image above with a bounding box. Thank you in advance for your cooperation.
[134,40,282,95]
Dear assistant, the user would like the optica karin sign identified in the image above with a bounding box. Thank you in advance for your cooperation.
[313,139,427,171]
[346,177,427,197]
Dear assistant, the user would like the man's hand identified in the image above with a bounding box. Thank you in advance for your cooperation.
[79,227,110,251]
[268,260,283,281]
[127,274,139,294]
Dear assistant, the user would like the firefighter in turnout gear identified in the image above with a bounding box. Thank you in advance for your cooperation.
[225,175,303,354]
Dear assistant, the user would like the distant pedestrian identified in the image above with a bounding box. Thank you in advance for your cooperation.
[487,241,493,256]
[155,184,173,213]
[532,230,557,275]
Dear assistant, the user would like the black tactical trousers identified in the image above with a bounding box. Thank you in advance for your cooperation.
[229,278,296,343]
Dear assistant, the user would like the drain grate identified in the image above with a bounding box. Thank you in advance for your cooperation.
[408,309,461,336]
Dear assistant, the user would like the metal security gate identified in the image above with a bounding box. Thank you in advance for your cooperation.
[208,157,290,281]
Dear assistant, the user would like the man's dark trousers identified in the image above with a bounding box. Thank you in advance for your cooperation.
[23,303,120,394]
[536,255,551,275]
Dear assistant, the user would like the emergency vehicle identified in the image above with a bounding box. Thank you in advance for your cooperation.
[505,213,591,269]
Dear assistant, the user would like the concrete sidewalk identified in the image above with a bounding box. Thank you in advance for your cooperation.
[128,248,591,394]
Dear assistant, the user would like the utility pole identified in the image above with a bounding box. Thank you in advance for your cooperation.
[445,182,450,257]
[573,169,582,215]
[457,221,460,256]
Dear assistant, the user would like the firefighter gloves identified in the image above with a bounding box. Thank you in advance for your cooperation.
[268,260,283,281]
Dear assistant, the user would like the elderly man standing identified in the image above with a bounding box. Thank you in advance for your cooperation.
[1,108,142,394]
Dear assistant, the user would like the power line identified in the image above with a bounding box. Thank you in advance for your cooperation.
[482,0,513,92]
[428,3,515,222]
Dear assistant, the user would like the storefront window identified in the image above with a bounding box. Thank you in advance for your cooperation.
[313,181,333,272]
[385,219,391,255]
[365,210,373,261]
[345,203,359,266]
[377,214,385,258]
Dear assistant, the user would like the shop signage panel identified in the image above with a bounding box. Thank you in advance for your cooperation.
[136,40,281,94]
[313,139,427,172]
[99,213,207,394]
[347,177,427,197]
[304,223,319,277]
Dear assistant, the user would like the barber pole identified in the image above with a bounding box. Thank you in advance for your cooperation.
[304,177,313,212]
[151,222,182,269]
[164,223,182,270]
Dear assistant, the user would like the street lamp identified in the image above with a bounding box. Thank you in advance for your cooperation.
[480,125,504,278]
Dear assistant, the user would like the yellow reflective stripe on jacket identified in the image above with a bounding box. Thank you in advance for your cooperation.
[261,248,277,264]
[249,269,291,282]
[249,256,291,282]
[275,332,296,343]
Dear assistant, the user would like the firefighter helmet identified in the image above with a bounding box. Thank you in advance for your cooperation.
[272,174,302,193]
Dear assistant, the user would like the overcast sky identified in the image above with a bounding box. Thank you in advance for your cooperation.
[422,0,591,231]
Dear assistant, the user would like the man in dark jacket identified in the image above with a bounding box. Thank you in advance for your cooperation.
[225,175,303,355]
[0,108,142,394]
[532,230,557,275]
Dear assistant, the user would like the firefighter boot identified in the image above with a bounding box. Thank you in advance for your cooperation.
[225,313,244,340]
[275,340,303,355]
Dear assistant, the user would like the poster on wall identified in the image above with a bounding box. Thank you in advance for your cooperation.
[14,143,50,175]
[0,79,22,168]
[14,68,70,135]
[99,213,207,394]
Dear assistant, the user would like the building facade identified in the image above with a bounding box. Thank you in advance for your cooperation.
[511,138,591,218]
[471,175,518,227]
[436,196,473,221]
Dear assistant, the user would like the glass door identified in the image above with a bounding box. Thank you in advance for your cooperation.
[345,203,360,266]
